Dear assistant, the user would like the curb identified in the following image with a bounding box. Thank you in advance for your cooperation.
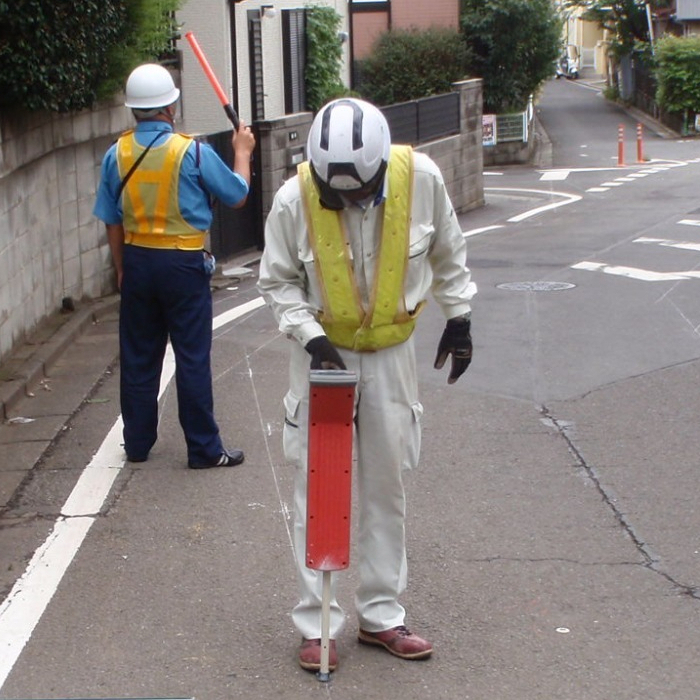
[0,249,261,422]
[0,295,120,422]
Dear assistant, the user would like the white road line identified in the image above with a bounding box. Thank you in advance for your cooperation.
[0,296,266,689]
[600,181,624,187]
[572,261,700,281]
[463,224,504,238]
[635,237,700,252]
[679,219,700,227]
[586,187,609,192]
[485,187,582,223]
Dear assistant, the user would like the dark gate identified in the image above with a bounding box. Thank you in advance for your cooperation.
[206,130,263,260]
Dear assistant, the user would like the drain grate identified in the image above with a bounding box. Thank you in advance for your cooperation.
[496,281,576,292]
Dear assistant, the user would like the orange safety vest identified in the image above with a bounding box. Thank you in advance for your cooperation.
[116,130,206,250]
[298,145,425,352]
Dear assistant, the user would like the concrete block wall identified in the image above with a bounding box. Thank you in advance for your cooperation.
[0,100,130,364]
[256,112,314,222]
[417,79,484,213]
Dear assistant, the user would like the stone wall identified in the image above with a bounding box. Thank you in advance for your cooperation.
[0,100,130,364]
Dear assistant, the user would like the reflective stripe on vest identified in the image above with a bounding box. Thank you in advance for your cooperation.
[299,144,424,352]
[116,131,203,243]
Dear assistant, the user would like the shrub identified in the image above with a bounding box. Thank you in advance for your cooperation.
[0,0,180,113]
[358,28,470,106]
[654,35,700,117]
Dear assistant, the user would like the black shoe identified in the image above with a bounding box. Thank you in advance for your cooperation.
[126,454,148,463]
[188,449,244,469]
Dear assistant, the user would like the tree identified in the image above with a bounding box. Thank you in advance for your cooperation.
[563,0,672,58]
[461,0,562,114]
[358,28,470,106]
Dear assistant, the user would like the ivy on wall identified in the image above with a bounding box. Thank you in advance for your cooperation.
[0,0,181,113]
[305,5,347,113]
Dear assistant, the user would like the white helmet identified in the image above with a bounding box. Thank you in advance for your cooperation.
[124,63,180,109]
[307,98,391,208]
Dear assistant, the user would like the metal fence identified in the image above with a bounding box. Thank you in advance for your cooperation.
[381,92,461,145]
[484,97,534,145]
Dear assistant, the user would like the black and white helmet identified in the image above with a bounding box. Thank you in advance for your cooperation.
[307,98,391,208]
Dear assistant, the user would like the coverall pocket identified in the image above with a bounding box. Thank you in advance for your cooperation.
[298,248,321,301]
[402,401,424,471]
[408,225,433,259]
[283,391,302,467]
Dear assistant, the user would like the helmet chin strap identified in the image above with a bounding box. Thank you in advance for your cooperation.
[310,160,387,211]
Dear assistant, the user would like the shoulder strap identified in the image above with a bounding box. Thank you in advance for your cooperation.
[116,130,168,198]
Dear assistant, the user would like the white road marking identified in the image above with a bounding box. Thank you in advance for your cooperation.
[540,170,570,181]
[0,296,267,689]
[635,237,700,252]
[463,224,504,238]
[678,219,700,227]
[586,187,609,192]
[572,261,700,281]
[485,187,582,223]
[600,181,624,187]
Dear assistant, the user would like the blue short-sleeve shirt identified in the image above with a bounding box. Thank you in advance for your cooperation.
[93,121,249,230]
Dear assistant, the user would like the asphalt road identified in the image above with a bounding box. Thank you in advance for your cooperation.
[2,76,700,699]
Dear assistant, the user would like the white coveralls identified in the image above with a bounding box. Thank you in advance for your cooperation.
[257,151,476,639]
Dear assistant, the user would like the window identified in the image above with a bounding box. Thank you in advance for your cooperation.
[282,9,306,114]
[248,11,265,121]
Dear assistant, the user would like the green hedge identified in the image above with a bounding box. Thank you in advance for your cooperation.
[0,0,180,113]
[655,35,700,117]
[357,28,470,106]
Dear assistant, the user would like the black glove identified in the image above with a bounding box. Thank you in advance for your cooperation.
[305,336,347,370]
[433,316,472,384]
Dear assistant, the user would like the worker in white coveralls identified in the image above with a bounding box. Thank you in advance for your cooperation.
[257,98,476,672]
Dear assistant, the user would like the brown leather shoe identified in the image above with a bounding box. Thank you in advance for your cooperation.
[358,625,433,660]
[298,637,338,671]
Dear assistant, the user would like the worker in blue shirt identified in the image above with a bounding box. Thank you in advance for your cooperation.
[93,63,256,469]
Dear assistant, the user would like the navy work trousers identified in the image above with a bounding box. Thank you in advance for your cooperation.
[119,245,223,464]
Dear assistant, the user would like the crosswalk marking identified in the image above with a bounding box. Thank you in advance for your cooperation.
[540,170,571,181]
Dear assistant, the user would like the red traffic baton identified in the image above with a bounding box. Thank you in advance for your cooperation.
[185,31,240,129]
[306,368,357,681]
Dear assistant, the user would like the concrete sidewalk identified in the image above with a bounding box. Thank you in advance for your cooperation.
[0,258,256,512]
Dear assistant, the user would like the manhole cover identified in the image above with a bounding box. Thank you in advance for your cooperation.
[497,281,576,292]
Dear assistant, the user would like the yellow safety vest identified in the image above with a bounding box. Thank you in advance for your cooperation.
[298,144,425,352]
[116,130,206,250]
